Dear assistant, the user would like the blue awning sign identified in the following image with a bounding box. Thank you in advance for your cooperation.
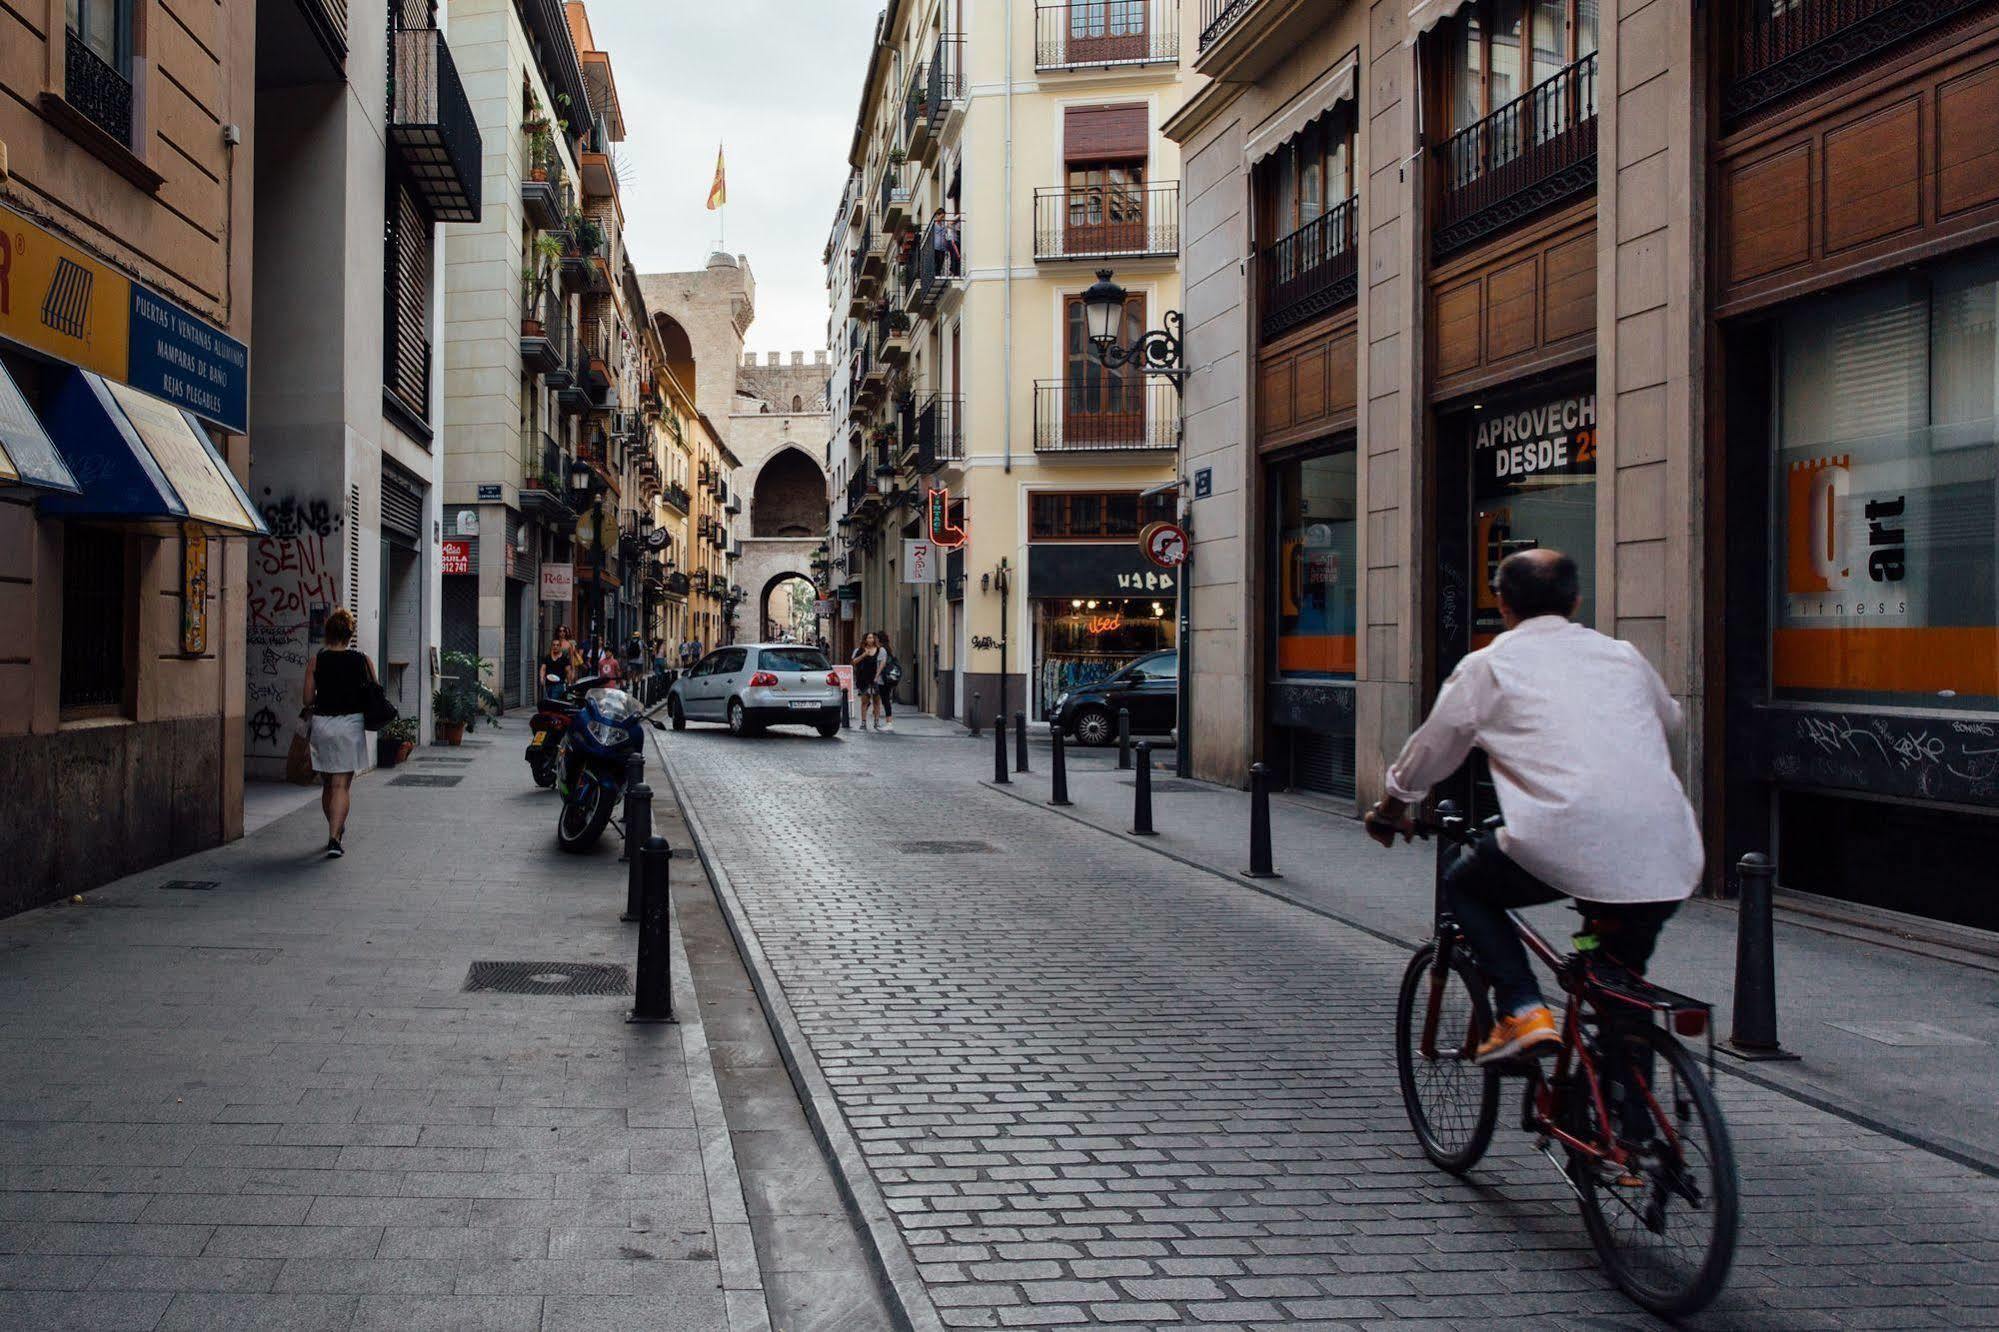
[0,359,80,494]
[36,370,265,535]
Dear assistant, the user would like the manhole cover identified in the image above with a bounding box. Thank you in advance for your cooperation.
[464,961,631,996]
[389,774,463,787]
[1118,778,1198,793]
[895,840,996,855]
[158,879,217,891]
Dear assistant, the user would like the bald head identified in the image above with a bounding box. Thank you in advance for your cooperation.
[1496,548,1579,624]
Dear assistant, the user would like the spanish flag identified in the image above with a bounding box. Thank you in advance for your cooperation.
[706,144,726,211]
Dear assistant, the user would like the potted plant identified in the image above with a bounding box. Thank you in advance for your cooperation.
[524,114,554,181]
[567,213,604,257]
[377,715,419,768]
[888,147,906,167]
[433,650,500,746]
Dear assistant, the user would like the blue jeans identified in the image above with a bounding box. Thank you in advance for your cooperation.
[1443,836,1676,1016]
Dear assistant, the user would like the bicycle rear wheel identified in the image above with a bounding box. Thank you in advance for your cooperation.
[1394,940,1500,1173]
[1574,1024,1739,1317]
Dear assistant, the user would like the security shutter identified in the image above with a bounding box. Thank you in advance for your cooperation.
[381,461,425,549]
[383,181,433,421]
[1065,104,1148,161]
[504,587,524,708]
[1287,727,1355,800]
[442,572,479,661]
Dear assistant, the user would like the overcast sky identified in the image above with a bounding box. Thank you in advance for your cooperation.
[583,0,879,357]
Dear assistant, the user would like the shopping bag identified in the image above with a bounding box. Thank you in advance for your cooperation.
[285,730,317,786]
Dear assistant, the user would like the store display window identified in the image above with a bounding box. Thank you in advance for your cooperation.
[1467,386,1597,643]
[1035,596,1176,710]
[1270,447,1358,679]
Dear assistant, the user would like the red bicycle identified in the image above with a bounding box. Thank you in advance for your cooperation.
[1394,805,1739,1317]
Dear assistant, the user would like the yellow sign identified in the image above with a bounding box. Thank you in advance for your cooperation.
[181,525,210,655]
[104,378,260,532]
[0,202,131,381]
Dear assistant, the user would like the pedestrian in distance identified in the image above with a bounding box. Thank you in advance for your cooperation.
[301,607,374,859]
[875,630,901,732]
[542,625,574,696]
[930,208,961,277]
[851,631,886,731]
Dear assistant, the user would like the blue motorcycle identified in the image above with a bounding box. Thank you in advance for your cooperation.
[554,686,649,852]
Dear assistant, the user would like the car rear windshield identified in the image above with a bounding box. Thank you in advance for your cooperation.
[758,648,829,672]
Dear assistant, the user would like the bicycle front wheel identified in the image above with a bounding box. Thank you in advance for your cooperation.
[1394,940,1500,1174]
[1575,1025,1739,1318]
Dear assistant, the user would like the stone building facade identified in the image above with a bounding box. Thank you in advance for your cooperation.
[729,352,833,642]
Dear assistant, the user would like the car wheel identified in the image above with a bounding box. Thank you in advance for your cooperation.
[1072,707,1113,747]
[668,698,686,731]
[728,699,749,736]
[817,721,840,738]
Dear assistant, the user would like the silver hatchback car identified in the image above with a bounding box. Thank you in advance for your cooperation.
[667,644,844,737]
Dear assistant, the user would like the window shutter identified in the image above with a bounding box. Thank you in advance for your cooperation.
[1064,104,1148,161]
[384,182,433,420]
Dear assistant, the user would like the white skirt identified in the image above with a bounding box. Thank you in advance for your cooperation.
[309,713,369,774]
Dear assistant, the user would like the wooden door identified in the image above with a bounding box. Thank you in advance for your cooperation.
[1065,162,1147,256]
[1063,294,1145,446]
[1066,0,1147,64]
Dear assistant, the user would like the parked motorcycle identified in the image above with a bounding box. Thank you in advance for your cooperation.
[554,685,648,852]
[524,673,604,789]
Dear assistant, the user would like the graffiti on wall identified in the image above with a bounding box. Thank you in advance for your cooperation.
[246,491,344,756]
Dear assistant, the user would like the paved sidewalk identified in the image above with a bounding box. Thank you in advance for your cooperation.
[0,727,765,1331]
[976,734,1999,1172]
[664,718,1999,1330]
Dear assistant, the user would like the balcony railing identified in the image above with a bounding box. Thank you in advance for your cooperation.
[64,31,132,145]
[916,393,964,469]
[903,216,966,312]
[1435,52,1597,258]
[1034,379,1177,452]
[928,36,966,109]
[1259,195,1358,341]
[390,27,483,223]
[1037,1,1179,69]
[1197,0,1259,52]
[1034,181,1180,261]
[1726,0,1987,119]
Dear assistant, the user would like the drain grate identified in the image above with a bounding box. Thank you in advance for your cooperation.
[158,879,218,891]
[895,840,996,855]
[1118,778,1198,793]
[389,774,463,787]
[464,961,631,996]
[414,755,476,764]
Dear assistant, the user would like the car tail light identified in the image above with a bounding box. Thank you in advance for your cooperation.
[748,671,778,688]
[1672,1008,1708,1038]
[826,672,841,687]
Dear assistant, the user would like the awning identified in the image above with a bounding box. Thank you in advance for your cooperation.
[0,359,80,495]
[1247,59,1358,166]
[1405,0,1474,44]
[35,370,266,535]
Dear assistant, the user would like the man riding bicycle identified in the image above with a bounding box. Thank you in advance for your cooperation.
[1365,548,1701,1065]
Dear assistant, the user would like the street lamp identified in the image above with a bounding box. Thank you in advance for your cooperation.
[1086,268,1195,778]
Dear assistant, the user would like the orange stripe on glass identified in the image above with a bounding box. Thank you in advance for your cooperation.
[1773,626,1999,696]
[1276,635,1356,674]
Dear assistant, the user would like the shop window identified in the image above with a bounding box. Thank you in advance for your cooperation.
[1772,254,1999,710]
[1036,597,1176,708]
[60,525,128,714]
[1466,387,1598,644]
[1030,489,1174,540]
[1271,449,1358,679]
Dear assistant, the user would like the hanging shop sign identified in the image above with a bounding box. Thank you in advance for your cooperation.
[1140,521,1188,569]
[904,538,945,583]
[1028,542,1178,599]
[0,203,249,432]
[927,487,967,549]
[441,539,473,576]
[539,562,574,602]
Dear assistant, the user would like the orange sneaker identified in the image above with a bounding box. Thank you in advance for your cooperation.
[1474,1006,1561,1064]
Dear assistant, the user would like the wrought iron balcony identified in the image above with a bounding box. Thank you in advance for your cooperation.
[1034,379,1177,453]
[64,31,132,146]
[390,26,483,223]
[1197,0,1260,52]
[1037,1,1179,70]
[901,216,967,315]
[1434,52,1596,258]
[916,393,964,470]
[1034,182,1180,261]
[1258,194,1358,341]
[1726,0,1986,119]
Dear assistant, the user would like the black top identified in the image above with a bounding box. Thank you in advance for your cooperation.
[851,649,880,690]
[314,648,369,717]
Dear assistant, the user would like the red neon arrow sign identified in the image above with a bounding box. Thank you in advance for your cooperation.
[927,488,966,549]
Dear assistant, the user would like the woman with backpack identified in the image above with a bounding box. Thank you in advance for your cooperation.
[875,631,902,732]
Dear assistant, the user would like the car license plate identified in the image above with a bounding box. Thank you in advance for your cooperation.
[787,699,818,709]
[529,732,545,747]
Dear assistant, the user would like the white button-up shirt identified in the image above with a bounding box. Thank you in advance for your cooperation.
[1384,615,1702,904]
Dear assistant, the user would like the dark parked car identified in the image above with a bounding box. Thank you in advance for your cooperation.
[1051,650,1177,745]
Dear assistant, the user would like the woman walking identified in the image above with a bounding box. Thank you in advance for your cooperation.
[302,607,374,858]
[874,631,898,732]
[850,631,885,731]
[542,625,574,696]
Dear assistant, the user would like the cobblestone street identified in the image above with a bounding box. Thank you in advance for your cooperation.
[666,721,1999,1331]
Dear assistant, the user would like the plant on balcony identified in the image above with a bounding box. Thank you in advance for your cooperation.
[524,114,555,182]
[887,311,911,335]
[888,147,906,167]
[567,213,604,257]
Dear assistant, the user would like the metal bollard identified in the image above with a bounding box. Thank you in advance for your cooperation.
[1117,709,1132,770]
[1723,853,1795,1060]
[1014,712,1029,773]
[619,753,646,863]
[621,776,653,922]
[842,689,852,730]
[992,712,1010,784]
[1131,741,1156,835]
[627,836,675,1024]
[968,692,981,737]
[1243,762,1280,879]
[1048,722,1072,806]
